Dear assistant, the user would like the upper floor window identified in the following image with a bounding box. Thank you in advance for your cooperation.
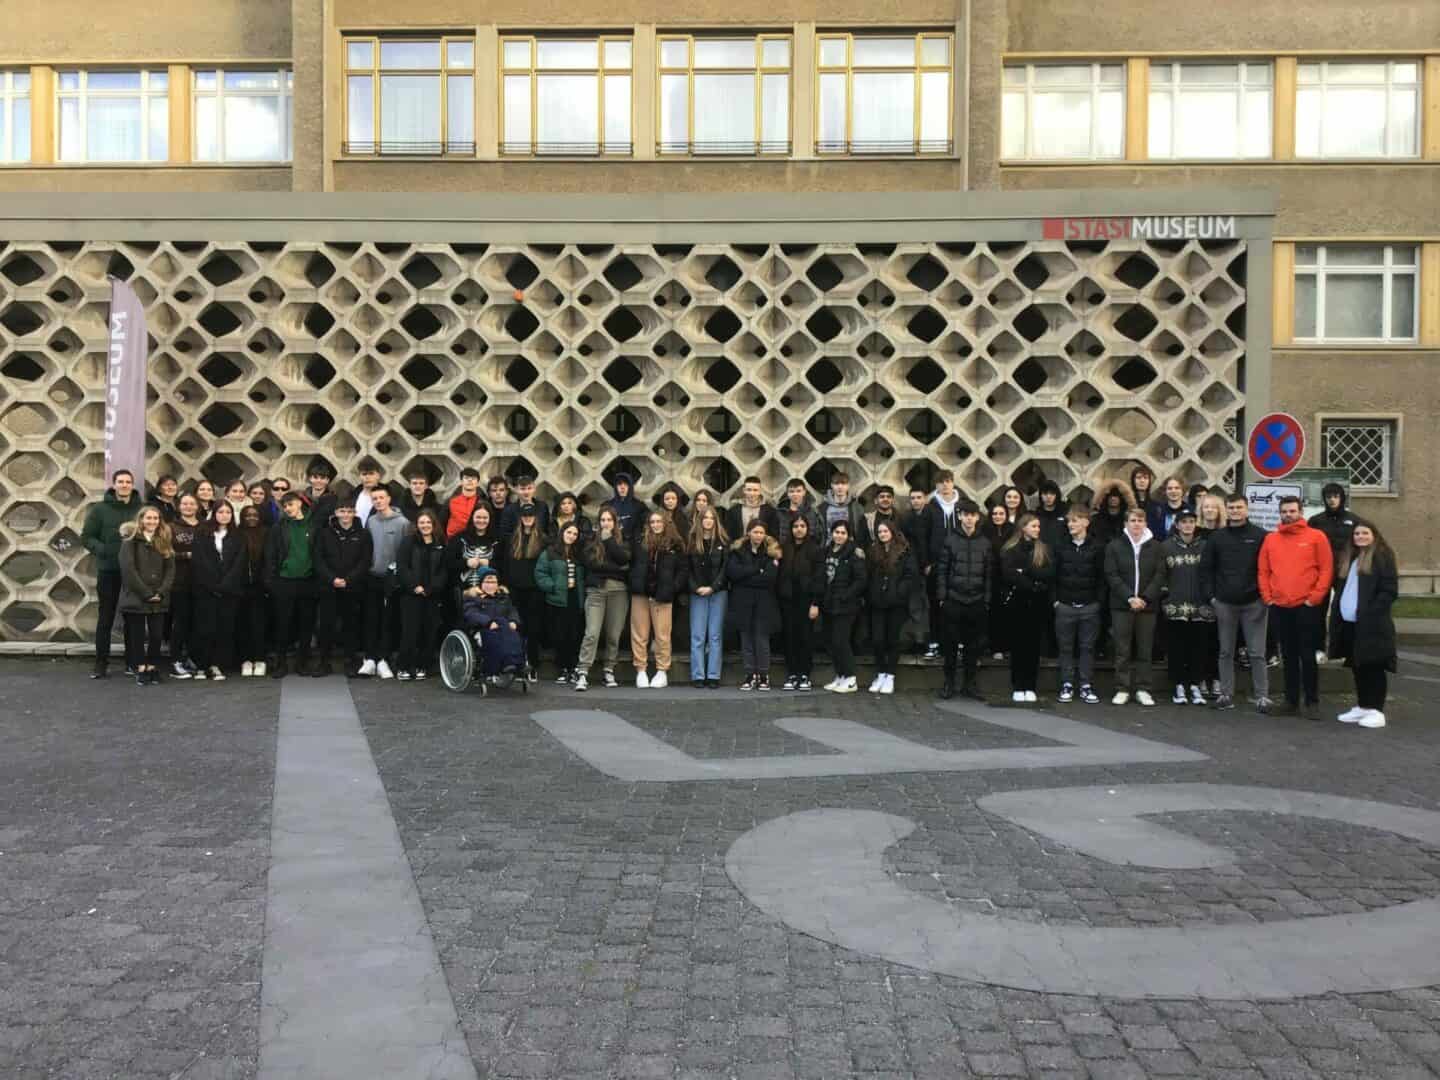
[1002,63,1124,161]
[0,71,29,164]
[501,36,632,156]
[1296,61,1419,159]
[1294,244,1418,344]
[345,37,475,156]
[194,69,293,162]
[57,69,168,163]
[1149,61,1271,159]
[816,33,952,155]
[658,35,791,155]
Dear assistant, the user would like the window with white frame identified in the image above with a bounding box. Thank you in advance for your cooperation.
[1001,63,1125,160]
[344,38,475,155]
[1322,419,1397,492]
[57,70,168,163]
[194,69,293,162]
[1294,244,1418,343]
[1,71,30,164]
[501,36,632,156]
[658,35,791,155]
[816,33,953,155]
[1296,60,1419,159]
[1148,61,1271,159]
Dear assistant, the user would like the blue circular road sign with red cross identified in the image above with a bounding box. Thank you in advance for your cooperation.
[1247,412,1305,479]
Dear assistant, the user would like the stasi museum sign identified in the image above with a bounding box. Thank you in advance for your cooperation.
[1041,215,1238,240]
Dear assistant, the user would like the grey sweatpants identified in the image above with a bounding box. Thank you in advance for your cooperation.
[580,579,630,672]
[1215,598,1270,700]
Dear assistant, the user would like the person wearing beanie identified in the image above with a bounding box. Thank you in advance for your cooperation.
[603,472,644,537]
[461,568,528,678]
[499,474,551,543]
[1158,507,1215,705]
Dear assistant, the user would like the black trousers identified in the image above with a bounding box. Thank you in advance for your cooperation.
[926,573,941,645]
[988,582,1010,654]
[782,597,815,677]
[363,575,401,660]
[400,592,443,672]
[1271,604,1322,705]
[1166,619,1212,687]
[238,590,267,663]
[551,590,584,671]
[271,578,318,661]
[940,601,985,684]
[317,584,364,658]
[95,571,122,664]
[828,613,857,677]
[513,588,546,669]
[1340,622,1388,710]
[169,584,196,662]
[868,605,907,673]
[1008,592,1048,692]
[123,612,165,669]
[191,590,237,671]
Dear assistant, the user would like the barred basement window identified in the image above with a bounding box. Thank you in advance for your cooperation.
[0,71,30,163]
[816,32,953,155]
[501,36,632,156]
[1322,420,1396,492]
[658,35,791,155]
[1294,244,1417,343]
[344,37,475,155]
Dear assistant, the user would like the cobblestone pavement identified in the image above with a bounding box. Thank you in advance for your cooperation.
[0,660,276,1080]
[5,655,1440,1079]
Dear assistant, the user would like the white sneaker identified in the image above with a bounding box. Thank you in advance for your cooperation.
[209,666,225,682]
[1357,710,1386,729]
[868,675,883,693]
[1012,691,1026,703]
[573,672,589,692]
[636,671,650,689]
[1136,690,1156,707]
[1315,649,1328,666]
[253,661,267,678]
[823,677,841,692]
[603,670,618,688]
[1338,706,1366,724]
[879,674,895,695]
[651,671,667,689]
[833,676,857,694]
[358,658,377,677]
[377,660,394,680]
[1024,691,1037,703]
[992,652,1005,662]
[1172,685,1188,705]
[241,661,254,677]
[1112,691,1130,706]
[1189,685,1206,706]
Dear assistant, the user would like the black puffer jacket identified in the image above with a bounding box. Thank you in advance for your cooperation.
[503,527,547,593]
[1052,534,1105,606]
[397,535,448,597]
[1000,539,1057,598]
[866,543,917,610]
[778,536,824,604]
[1200,522,1267,605]
[935,529,991,606]
[1308,505,1358,570]
[314,519,373,588]
[725,538,782,634]
[628,537,686,602]
[819,542,867,616]
[581,533,632,588]
[191,528,246,597]
[688,537,729,594]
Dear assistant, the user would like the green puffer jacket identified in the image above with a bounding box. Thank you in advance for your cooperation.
[533,547,587,608]
[81,489,143,574]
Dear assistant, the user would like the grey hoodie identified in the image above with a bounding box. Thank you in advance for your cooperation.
[367,510,413,576]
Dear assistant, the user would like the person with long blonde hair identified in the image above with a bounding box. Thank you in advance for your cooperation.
[686,508,730,688]
[628,511,686,688]
[118,505,176,685]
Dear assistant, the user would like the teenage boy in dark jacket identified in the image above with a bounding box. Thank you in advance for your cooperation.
[1035,479,1069,552]
[264,492,320,678]
[723,475,781,541]
[934,499,990,701]
[300,458,339,525]
[921,471,964,661]
[817,472,870,550]
[499,473,551,542]
[1104,509,1163,706]
[398,470,447,532]
[1307,482,1355,570]
[1201,493,1272,712]
[314,502,373,676]
[775,478,821,540]
[82,469,143,678]
[902,485,938,657]
[1051,505,1105,704]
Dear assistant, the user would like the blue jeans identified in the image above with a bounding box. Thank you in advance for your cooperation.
[689,592,728,680]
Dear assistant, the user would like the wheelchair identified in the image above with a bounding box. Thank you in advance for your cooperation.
[438,586,531,695]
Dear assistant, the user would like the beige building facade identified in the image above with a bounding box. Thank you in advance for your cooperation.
[0,0,1436,640]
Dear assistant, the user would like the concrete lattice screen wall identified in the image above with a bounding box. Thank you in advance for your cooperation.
[0,237,1246,642]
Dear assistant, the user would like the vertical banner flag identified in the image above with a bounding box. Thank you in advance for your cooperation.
[105,277,148,486]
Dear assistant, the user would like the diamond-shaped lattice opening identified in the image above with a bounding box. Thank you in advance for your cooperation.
[504,357,539,392]
[2,451,57,487]
[199,252,246,287]
[1012,408,1053,444]
[805,359,843,394]
[603,256,645,291]
[905,254,947,291]
[704,256,743,292]
[304,252,335,287]
[905,409,945,445]
[1,253,49,286]
[603,308,645,343]
[399,356,443,391]
[1011,358,1050,395]
[805,408,845,445]
[703,458,740,494]
[1,602,47,635]
[303,355,337,389]
[1115,305,1159,342]
[401,255,443,290]
[0,303,44,336]
[505,306,540,341]
[1013,254,1051,289]
[703,307,742,344]
[805,308,845,343]
[1067,381,1104,416]
[303,304,336,338]
[198,302,245,337]
[303,406,336,438]
[602,405,643,442]
[2,402,57,437]
[1,550,56,585]
[1114,252,1159,289]
[1112,356,1158,391]
[906,307,946,344]
[48,576,84,611]
[806,257,844,292]
[1,353,47,382]
[704,407,741,444]
[700,358,740,394]
[601,357,644,393]
[199,404,246,438]
[505,254,540,290]
[400,305,445,341]
[1101,407,1158,443]
[904,358,945,394]
[1012,305,1055,343]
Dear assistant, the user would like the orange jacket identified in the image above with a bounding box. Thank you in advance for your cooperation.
[446,491,478,540]
[1258,520,1334,608]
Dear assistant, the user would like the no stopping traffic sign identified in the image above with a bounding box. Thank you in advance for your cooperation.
[1247,412,1305,479]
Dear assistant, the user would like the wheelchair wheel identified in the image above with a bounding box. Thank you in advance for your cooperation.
[439,630,475,693]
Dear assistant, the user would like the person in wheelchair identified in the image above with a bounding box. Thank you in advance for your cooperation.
[461,569,527,682]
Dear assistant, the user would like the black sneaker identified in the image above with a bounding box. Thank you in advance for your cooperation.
[705,679,720,689]
[1078,685,1099,705]
[797,676,812,692]
[270,659,288,680]
[781,675,798,691]
[91,660,108,680]
[739,674,757,691]
[692,679,706,690]
[757,675,770,691]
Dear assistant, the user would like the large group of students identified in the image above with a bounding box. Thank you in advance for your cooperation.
[79,458,1399,728]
